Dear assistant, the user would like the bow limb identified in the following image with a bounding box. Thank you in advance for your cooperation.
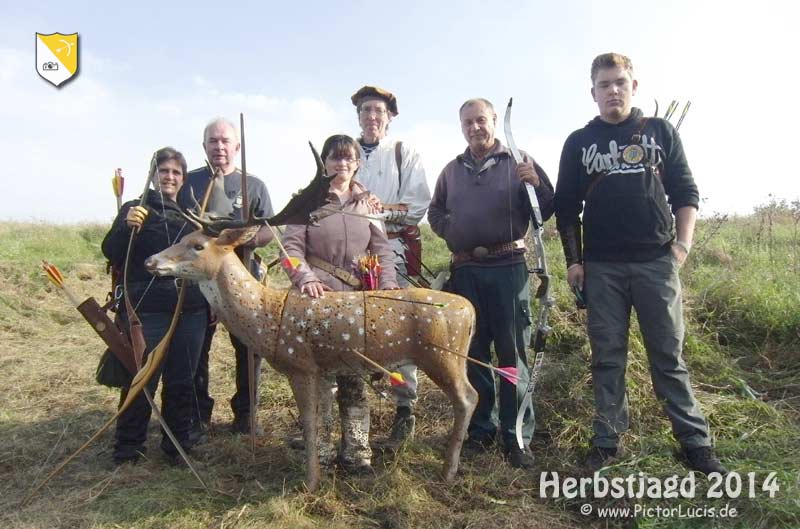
[504,98,544,229]
[20,287,195,505]
[239,113,257,454]
[122,154,159,368]
[503,98,554,450]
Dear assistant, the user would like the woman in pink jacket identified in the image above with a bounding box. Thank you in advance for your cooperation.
[283,134,398,474]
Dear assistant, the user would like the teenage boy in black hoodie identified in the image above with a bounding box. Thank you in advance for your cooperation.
[554,52,727,475]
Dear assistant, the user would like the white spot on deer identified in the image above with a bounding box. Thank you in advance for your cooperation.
[305,308,314,316]
[312,328,320,336]
[322,307,331,315]
[322,320,330,329]
[399,315,406,321]
[426,296,433,301]
[385,329,393,337]
[348,317,355,324]
[257,328,263,335]
[288,347,294,355]
[297,319,307,328]
[355,307,363,315]
[296,335,304,343]
[279,339,285,345]
[337,313,344,320]
[342,333,351,341]
[358,328,364,336]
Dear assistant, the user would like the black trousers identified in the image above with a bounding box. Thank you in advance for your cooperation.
[114,310,205,458]
[193,323,261,424]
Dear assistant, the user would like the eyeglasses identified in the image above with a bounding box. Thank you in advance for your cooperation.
[358,107,388,117]
[327,156,359,164]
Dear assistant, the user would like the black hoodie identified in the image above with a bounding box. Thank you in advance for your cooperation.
[554,107,699,262]
[102,190,206,313]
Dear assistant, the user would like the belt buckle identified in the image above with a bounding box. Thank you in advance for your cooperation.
[472,246,489,259]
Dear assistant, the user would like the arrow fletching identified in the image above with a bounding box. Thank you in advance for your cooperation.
[389,372,407,387]
[112,168,124,197]
[496,366,520,385]
[42,260,65,288]
[280,256,302,272]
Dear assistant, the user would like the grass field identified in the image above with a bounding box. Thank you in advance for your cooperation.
[1,202,798,529]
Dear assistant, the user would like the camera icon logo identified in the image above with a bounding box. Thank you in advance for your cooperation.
[42,61,59,71]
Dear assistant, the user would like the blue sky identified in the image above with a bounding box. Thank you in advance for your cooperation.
[1,0,797,222]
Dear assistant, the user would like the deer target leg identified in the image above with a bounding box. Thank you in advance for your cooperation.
[288,373,322,492]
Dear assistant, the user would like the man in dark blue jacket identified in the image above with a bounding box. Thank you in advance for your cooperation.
[554,53,727,475]
[178,118,274,436]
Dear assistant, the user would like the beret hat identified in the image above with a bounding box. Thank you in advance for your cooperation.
[351,85,398,115]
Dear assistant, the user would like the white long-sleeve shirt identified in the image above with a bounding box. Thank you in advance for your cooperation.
[355,137,431,233]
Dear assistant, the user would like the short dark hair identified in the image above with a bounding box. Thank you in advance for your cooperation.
[156,146,187,177]
[590,52,634,83]
[320,134,360,161]
[459,98,495,118]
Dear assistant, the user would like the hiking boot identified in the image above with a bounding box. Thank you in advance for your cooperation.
[112,454,142,466]
[585,445,625,473]
[505,445,535,469]
[375,407,415,449]
[231,416,264,436]
[335,455,374,476]
[462,435,496,457]
[679,446,728,476]
[164,450,191,468]
[188,421,209,447]
[113,446,146,466]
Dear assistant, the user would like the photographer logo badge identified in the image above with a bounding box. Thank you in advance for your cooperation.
[36,33,79,87]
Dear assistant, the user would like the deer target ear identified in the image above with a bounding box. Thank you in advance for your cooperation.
[216,226,260,247]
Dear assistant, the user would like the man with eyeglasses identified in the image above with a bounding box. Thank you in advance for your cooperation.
[350,85,431,446]
[177,117,274,439]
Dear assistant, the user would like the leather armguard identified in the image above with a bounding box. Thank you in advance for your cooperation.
[559,224,583,268]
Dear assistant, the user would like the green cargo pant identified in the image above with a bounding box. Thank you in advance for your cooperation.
[585,252,711,449]
[450,262,535,448]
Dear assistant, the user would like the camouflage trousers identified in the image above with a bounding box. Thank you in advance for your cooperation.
[317,374,371,467]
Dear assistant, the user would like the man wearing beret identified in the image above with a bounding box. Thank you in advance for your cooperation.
[428,98,554,468]
[350,85,431,446]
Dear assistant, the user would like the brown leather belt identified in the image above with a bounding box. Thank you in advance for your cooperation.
[387,232,403,239]
[306,255,362,288]
[451,239,526,265]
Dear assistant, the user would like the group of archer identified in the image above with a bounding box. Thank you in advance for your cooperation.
[102,52,727,476]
